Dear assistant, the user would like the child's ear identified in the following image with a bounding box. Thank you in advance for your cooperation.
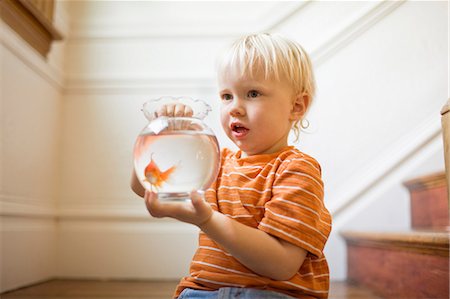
[290,93,310,121]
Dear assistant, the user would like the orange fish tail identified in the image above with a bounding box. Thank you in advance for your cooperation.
[160,165,176,181]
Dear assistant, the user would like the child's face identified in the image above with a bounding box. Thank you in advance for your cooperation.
[218,68,297,156]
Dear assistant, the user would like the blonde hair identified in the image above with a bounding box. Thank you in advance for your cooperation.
[217,33,316,140]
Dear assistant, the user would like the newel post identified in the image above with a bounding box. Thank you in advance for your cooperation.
[441,99,450,201]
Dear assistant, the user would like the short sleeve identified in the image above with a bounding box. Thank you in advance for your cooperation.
[258,155,332,257]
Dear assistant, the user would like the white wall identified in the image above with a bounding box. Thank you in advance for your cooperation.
[1,0,447,291]
[0,2,68,290]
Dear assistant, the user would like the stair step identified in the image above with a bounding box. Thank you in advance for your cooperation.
[403,172,449,231]
[341,230,449,299]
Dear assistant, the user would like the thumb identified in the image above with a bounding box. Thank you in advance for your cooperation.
[190,190,213,226]
[190,190,206,209]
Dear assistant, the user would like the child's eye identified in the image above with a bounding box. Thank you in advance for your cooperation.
[247,90,260,98]
[221,94,233,101]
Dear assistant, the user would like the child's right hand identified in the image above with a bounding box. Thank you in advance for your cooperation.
[144,190,213,228]
[155,103,194,118]
[155,103,197,131]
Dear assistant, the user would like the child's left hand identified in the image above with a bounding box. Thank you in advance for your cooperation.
[144,190,213,227]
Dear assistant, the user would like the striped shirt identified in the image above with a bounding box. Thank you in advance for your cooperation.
[175,146,332,298]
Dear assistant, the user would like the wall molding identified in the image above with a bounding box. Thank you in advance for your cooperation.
[1,0,405,95]
[58,202,150,221]
[311,0,405,65]
[67,2,310,40]
[1,0,404,94]
[64,76,217,95]
[0,194,57,219]
[64,0,404,94]
[261,1,311,32]
[329,115,443,217]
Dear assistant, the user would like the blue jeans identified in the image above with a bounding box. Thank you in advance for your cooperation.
[178,287,296,299]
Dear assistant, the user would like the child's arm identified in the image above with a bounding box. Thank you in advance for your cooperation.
[145,191,307,281]
[200,208,307,281]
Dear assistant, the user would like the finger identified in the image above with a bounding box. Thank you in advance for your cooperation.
[144,191,163,218]
[190,190,213,225]
[181,105,193,129]
[166,104,175,117]
[184,106,194,117]
[156,106,167,117]
[174,104,186,117]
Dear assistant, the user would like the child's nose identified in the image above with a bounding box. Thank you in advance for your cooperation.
[229,98,245,117]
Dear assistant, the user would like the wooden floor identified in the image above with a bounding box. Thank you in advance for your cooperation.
[1,279,383,299]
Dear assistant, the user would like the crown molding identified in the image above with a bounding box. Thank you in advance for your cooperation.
[2,0,404,94]
[67,2,310,40]
[64,1,404,94]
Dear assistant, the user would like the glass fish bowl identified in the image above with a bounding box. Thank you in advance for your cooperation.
[133,96,220,201]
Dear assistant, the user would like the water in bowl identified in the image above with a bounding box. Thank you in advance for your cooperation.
[134,131,220,201]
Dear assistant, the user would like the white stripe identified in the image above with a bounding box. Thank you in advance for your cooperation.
[273,157,319,171]
[258,222,321,255]
[272,185,321,201]
[231,165,264,170]
[243,203,265,209]
[225,165,321,190]
[276,171,323,190]
[282,157,320,172]
[281,281,329,294]
[228,148,317,168]
[198,246,232,256]
[230,157,315,170]
[219,186,271,194]
[287,149,301,155]
[265,208,328,239]
[218,199,242,205]
[192,261,258,277]
[218,199,265,209]
[193,277,245,287]
[275,198,331,227]
[227,156,320,178]
[223,171,276,180]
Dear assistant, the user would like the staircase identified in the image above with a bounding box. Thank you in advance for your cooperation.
[341,172,449,299]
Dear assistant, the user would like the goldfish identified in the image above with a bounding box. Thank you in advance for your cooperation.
[143,154,177,191]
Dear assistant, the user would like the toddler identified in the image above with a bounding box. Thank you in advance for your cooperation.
[131,33,332,299]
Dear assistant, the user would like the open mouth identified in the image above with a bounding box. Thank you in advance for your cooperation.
[231,122,249,138]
